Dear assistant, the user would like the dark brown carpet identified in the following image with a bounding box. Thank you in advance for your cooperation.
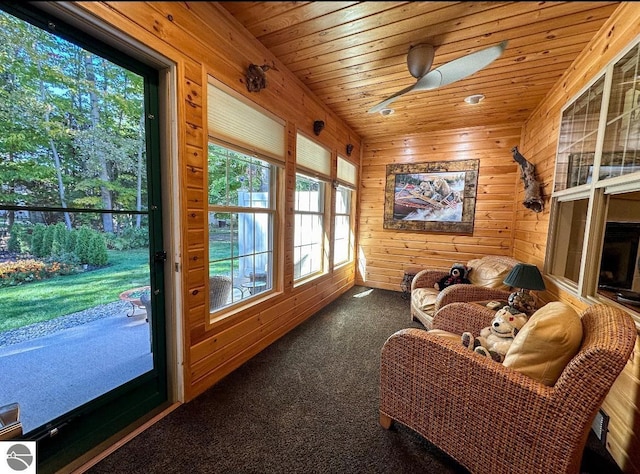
[88,286,621,474]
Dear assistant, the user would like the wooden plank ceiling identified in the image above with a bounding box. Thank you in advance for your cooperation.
[218,1,620,142]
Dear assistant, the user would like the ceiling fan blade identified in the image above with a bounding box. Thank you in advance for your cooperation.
[367,82,418,114]
[414,40,508,91]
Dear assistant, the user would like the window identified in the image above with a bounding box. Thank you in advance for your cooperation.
[207,80,284,312]
[294,133,330,282]
[548,39,640,316]
[334,185,353,266]
[294,173,325,279]
[208,143,277,307]
[334,156,357,267]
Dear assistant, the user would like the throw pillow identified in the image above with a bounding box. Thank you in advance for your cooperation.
[412,287,439,315]
[467,257,513,290]
[503,301,583,386]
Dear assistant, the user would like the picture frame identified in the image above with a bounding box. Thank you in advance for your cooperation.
[383,159,479,233]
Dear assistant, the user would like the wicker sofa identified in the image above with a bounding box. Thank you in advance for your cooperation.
[410,255,520,329]
[380,302,638,474]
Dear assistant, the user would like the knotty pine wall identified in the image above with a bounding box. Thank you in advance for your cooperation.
[357,124,523,291]
[75,2,361,401]
[516,3,640,472]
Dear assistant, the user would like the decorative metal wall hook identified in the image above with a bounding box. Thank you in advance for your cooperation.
[346,143,354,156]
[313,120,325,136]
[245,63,272,92]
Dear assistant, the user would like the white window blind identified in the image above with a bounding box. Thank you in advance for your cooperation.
[296,133,331,177]
[337,156,357,186]
[207,80,285,162]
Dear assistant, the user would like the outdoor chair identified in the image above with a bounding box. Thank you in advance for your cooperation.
[380,303,637,474]
[410,255,520,328]
[210,275,233,310]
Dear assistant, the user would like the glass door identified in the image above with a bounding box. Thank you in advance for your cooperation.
[0,5,168,472]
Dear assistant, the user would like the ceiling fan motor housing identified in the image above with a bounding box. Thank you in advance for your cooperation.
[407,44,435,78]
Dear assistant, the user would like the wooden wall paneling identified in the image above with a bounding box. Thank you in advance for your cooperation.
[179,56,207,392]
[178,2,361,158]
[358,124,520,290]
[517,4,640,472]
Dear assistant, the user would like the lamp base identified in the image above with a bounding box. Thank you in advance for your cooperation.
[508,289,536,315]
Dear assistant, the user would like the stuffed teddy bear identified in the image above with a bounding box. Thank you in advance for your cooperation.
[434,263,471,291]
[461,306,528,362]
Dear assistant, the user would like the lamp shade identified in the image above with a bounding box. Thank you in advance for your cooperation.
[503,263,546,291]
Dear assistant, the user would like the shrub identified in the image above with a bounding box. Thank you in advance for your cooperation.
[42,223,55,257]
[31,223,46,257]
[65,229,77,253]
[106,225,149,250]
[88,233,108,266]
[7,226,20,253]
[51,222,67,257]
[75,226,92,264]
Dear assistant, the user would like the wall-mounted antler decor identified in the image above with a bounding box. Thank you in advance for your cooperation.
[512,146,543,213]
[245,63,272,92]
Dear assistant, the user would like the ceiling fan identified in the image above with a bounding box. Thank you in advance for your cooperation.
[368,40,508,114]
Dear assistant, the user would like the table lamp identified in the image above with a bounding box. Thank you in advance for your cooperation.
[503,263,546,314]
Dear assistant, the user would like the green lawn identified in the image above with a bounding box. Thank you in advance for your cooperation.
[0,249,149,332]
[209,238,239,275]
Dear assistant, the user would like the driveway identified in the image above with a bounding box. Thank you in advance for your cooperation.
[0,303,153,433]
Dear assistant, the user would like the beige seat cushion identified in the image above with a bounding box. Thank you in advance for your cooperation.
[428,329,462,343]
[467,257,512,289]
[412,288,439,315]
[503,301,583,386]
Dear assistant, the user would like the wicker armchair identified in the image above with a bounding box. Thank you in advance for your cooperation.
[410,255,520,329]
[380,303,638,474]
[209,275,232,310]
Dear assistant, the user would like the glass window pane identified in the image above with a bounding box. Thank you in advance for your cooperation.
[208,144,273,209]
[207,142,275,310]
[334,215,350,265]
[597,191,640,309]
[335,187,351,214]
[556,77,604,191]
[295,174,324,212]
[607,44,640,123]
[603,44,640,180]
[334,185,352,267]
[0,20,147,213]
[549,199,589,284]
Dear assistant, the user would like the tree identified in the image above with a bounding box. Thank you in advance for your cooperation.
[0,11,147,233]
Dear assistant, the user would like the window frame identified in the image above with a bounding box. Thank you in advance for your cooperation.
[205,79,285,321]
[206,140,280,315]
[333,183,355,268]
[293,171,329,283]
[547,35,640,321]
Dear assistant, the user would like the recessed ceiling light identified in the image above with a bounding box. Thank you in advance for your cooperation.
[464,94,485,105]
[380,108,394,116]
